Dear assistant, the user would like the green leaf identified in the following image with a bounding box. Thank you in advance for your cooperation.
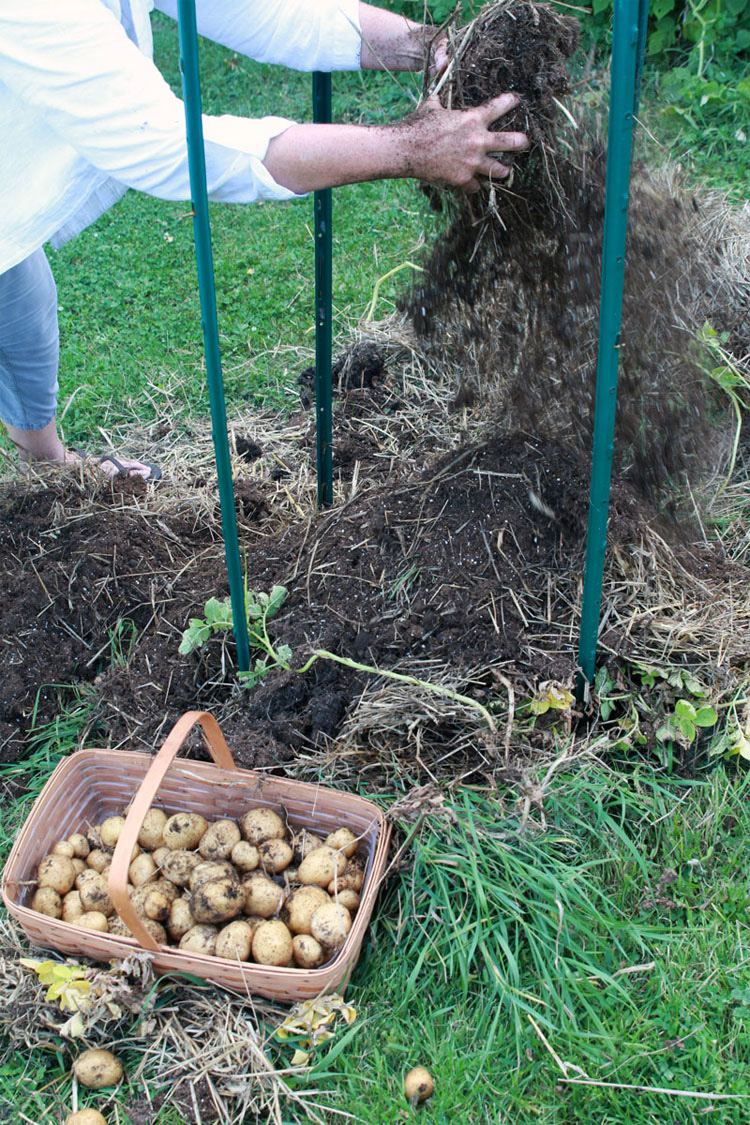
[694,706,718,727]
[674,700,697,721]
[204,596,232,628]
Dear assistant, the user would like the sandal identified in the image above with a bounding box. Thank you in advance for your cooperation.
[75,449,162,482]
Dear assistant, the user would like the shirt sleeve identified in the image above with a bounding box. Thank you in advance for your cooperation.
[0,0,303,204]
[154,0,363,72]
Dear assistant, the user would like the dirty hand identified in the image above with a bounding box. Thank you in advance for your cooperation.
[402,93,528,191]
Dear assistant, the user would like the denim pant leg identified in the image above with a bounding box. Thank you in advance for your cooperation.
[0,248,60,431]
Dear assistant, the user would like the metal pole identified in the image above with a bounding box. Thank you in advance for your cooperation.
[176,0,251,671]
[313,71,334,508]
[577,0,649,693]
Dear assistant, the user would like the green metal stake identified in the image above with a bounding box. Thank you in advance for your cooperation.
[176,0,251,671]
[577,0,649,694]
[313,71,334,508]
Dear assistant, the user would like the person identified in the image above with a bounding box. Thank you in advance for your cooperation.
[0,0,528,479]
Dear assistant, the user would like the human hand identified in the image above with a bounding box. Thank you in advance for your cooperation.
[428,33,450,79]
[402,92,528,192]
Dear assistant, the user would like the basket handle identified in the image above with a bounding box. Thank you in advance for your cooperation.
[108,710,237,951]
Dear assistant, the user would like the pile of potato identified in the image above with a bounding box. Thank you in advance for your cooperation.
[29,806,366,969]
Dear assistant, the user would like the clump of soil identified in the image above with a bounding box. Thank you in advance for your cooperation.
[403,0,730,503]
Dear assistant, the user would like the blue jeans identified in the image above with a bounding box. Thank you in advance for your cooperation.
[0,249,59,431]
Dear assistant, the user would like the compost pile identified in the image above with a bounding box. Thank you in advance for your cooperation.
[404,0,745,500]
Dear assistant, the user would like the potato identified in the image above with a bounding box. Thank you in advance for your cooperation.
[76,868,99,891]
[298,846,346,889]
[67,833,90,859]
[107,915,132,937]
[64,1109,108,1125]
[239,807,285,846]
[99,816,126,849]
[71,858,86,877]
[163,812,208,851]
[325,827,359,860]
[334,888,360,913]
[198,819,241,861]
[283,866,299,885]
[188,860,236,893]
[129,852,157,887]
[292,934,326,969]
[151,876,179,903]
[86,849,111,874]
[310,902,352,951]
[252,920,293,966]
[72,1048,123,1089]
[243,915,266,941]
[142,888,171,922]
[152,846,170,868]
[31,886,62,918]
[328,859,365,895]
[79,873,114,917]
[62,890,84,923]
[73,911,109,933]
[52,840,76,858]
[291,830,323,863]
[37,854,77,894]
[259,839,293,875]
[230,840,260,873]
[215,919,255,961]
[241,873,284,919]
[161,849,200,887]
[191,876,244,924]
[138,807,168,851]
[287,885,330,935]
[404,1066,434,1105]
[167,898,195,941]
[179,924,218,955]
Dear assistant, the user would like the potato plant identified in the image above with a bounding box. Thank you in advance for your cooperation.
[29,805,366,970]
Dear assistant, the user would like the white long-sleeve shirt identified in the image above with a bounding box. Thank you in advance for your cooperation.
[0,0,362,273]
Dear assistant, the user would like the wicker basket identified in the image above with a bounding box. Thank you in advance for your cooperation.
[1,711,390,1002]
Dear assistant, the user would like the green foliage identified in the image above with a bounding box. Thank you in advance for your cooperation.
[179,585,291,685]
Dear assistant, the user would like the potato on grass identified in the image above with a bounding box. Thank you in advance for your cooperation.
[64,1109,108,1125]
[191,876,244,924]
[239,807,285,846]
[325,827,359,859]
[179,924,218,955]
[310,902,352,951]
[37,854,77,895]
[72,1048,123,1089]
[198,819,240,860]
[287,885,330,935]
[31,886,62,918]
[73,911,109,933]
[138,807,168,851]
[404,1066,434,1105]
[242,873,284,919]
[252,919,293,966]
[259,838,293,875]
[298,846,346,888]
[230,840,260,873]
[163,812,208,851]
[215,919,255,961]
[292,934,326,969]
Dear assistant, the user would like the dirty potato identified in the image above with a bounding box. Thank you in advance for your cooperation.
[239,807,285,846]
[230,840,260,873]
[298,846,346,888]
[252,919,293,966]
[31,887,62,918]
[72,1048,123,1089]
[259,838,293,875]
[160,849,201,887]
[215,919,255,961]
[138,808,168,851]
[37,854,77,895]
[163,812,208,851]
[198,819,241,860]
[179,924,218,955]
[310,902,352,951]
[287,885,330,935]
[292,933,326,969]
[241,872,284,919]
[191,876,244,924]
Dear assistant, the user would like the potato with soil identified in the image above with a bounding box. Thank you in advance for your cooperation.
[291,830,323,863]
[287,885,330,935]
[325,827,359,859]
[62,890,85,923]
[72,1047,123,1089]
[99,816,126,849]
[128,852,157,887]
[167,897,195,942]
[298,846,346,888]
[31,887,62,918]
[189,860,236,893]
[73,911,109,932]
[198,819,241,860]
[160,848,200,887]
[259,838,293,875]
[230,840,260,873]
[138,807,168,851]
[79,872,114,917]
[179,924,218,955]
[292,933,327,969]
[215,919,255,961]
[239,807,285,845]
[191,876,244,924]
[37,854,77,895]
[64,1110,108,1125]
[252,919,293,966]
[163,812,208,851]
[86,849,110,874]
[328,858,365,895]
[310,902,352,951]
[52,840,76,858]
[242,872,284,919]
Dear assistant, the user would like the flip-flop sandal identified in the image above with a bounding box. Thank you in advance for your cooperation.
[74,449,162,483]
[97,453,162,482]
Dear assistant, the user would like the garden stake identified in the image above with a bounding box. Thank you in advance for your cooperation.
[577,0,650,696]
[176,0,251,671]
[313,71,334,508]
